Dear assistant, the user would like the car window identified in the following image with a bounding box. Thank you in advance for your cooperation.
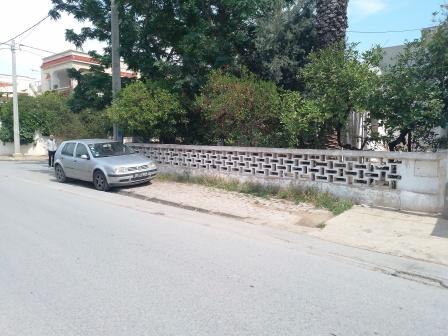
[75,143,90,158]
[61,143,76,157]
[88,142,133,158]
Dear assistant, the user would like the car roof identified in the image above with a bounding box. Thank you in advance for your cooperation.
[63,139,118,145]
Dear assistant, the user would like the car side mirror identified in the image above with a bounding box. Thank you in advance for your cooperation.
[80,154,89,160]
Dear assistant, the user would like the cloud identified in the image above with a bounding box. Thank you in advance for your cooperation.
[349,0,387,19]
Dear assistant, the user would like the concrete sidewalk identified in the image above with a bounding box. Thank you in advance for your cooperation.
[312,206,448,266]
[0,155,46,161]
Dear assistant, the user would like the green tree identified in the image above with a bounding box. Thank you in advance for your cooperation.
[370,41,445,151]
[107,81,186,143]
[297,44,381,149]
[0,92,109,144]
[0,92,75,144]
[0,95,42,144]
[77,108,111,138]
[67,67,113,112]
[67,66,134,113]
[426,5,448,118]
[280,91,327,148]
[196,70,284,146]
[250,0,317,91]
[50,0,272,94]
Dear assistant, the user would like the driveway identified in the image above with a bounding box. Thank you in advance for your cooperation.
[1,161,447,336]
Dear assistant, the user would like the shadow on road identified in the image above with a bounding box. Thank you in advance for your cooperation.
[432,219,448,238]
[20,161,151,193]
[20,161,57,181]
[20,161,95,190]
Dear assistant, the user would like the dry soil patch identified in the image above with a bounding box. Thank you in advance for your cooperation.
[124,180,334,233]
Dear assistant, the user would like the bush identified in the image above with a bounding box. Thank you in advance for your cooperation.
[0,92,110,144]
[107,81,186,143]
[195,70,285,147]
[78,108,111,138]
[0,93,70,144]
[280,91,327,148]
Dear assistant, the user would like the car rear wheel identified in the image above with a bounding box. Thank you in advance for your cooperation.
[93,170,110,192]
[55,164,66,183]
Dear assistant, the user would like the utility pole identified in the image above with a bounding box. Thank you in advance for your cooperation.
[111,0,121,141]
[11,40,21,156]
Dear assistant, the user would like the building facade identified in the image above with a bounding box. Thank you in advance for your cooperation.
[41,50,137,93]
[0,73,40,97]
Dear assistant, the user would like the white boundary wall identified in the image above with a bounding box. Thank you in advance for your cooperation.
[129,143,448,214]
[0,133,48,156]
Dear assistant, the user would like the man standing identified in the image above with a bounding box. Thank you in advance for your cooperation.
[47,135,57,167]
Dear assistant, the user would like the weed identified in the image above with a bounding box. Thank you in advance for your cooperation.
[156,173,353,215]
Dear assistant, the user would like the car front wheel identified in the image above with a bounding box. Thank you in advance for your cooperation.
[93,170,110,192]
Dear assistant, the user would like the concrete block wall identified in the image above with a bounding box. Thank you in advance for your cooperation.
[129,143,448,214]
[0,133,48,156]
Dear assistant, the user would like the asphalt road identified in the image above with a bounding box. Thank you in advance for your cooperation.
[1,161,447,336]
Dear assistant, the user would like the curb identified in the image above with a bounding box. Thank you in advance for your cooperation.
[0,156,46,162]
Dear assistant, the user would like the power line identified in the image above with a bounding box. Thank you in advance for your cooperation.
[0,15,49,46]
[18,20,42,44]
[348,28,423,34]
[19,44,56,54]
[17,49,47,58]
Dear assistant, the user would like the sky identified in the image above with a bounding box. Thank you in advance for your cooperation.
[0,0,445,80]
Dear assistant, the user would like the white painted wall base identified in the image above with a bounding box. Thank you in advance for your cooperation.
[0,133,48,156]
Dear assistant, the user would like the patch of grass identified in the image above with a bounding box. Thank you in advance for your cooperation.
[156,173,353,215]
[316,223,327,229]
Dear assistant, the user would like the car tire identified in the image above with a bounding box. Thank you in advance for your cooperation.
[55,164,67,183]
[93,170,110,192]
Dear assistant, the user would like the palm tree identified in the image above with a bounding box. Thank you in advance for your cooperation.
[316,0,349,48]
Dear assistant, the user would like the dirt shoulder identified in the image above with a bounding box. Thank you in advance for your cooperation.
[121,180,334,233]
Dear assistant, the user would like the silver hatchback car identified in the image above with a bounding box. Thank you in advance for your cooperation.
[54,139,157,191]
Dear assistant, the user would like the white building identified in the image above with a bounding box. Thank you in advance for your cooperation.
[0,73,40,97]
[41,50,137,93]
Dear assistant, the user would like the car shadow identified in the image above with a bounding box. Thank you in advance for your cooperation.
[21,161,153,192]
[21,161,95,189]
[22,163,59,182]
[110,180,153,193]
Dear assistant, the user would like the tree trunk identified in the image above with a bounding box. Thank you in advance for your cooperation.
[336,124,359,150]
[407,131,412,152]
[388,129,409,151]
[316,0,349,49]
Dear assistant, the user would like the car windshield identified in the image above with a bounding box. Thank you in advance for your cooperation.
[88,142,133,158]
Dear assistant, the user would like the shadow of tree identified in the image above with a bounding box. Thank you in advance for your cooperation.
[432,219,448,238]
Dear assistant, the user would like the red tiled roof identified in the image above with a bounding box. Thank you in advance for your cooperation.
[41,54,100,70]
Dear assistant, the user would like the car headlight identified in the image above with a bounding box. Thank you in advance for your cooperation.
[148,163,157,170]
[114,167,128,174]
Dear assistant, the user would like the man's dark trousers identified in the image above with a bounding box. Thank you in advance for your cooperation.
[48,151,56,167]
